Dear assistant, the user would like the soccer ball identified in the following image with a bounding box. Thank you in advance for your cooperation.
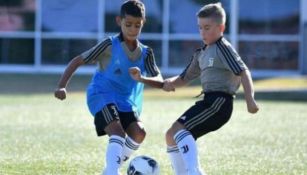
[127,155,160,175]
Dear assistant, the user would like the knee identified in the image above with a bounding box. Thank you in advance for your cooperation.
[105,120,126,137]
[165,127,176,145]
[165,122,185,145]
[133,128,146,143]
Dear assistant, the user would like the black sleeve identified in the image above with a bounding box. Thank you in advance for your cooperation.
[144,47,161,77]
[81,38,112,64]
[216,38,247,75]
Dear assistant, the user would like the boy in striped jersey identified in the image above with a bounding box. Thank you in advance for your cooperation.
[163,3,259,175]
[54,1,163,174]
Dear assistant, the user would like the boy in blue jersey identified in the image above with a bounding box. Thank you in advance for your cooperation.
[54,1,163,174]
[163,3,259,175]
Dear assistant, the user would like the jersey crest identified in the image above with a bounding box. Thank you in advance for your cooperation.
[208,57,215,67]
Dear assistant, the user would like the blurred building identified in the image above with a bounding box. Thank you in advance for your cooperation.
[0,0,306,77]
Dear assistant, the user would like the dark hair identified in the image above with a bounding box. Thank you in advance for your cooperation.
[120,0,145,19]
[197,2,226,25]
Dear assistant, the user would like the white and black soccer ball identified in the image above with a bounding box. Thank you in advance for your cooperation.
[127,155,160,175]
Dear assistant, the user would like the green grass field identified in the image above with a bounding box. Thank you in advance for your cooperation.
[0,93,306,175]
[0,74,307,174]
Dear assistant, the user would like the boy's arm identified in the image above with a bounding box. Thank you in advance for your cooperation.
[129,67,164,88]
[240,69,259,114]
[163,76,188,92]
[54,56,85,100]
[162,49,201,92]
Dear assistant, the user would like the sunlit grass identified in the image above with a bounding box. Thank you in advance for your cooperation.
[253,77,307,90]
[0,93,306,175]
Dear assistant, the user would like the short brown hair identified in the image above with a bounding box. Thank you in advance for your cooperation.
[197,2,226,25]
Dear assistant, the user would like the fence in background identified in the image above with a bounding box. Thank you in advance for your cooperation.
[0,0,306,77]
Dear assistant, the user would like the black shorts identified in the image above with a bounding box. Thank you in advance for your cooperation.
[94,104,139,136]
[177,92,233,139]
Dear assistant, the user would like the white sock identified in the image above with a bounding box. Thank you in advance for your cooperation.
[174,129,202,175]
[167,145,187,175]
[103,135,125,175]
[120,136,140,166]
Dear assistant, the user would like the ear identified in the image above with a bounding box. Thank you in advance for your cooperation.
[116,16,122,26]
[219,24,225,32]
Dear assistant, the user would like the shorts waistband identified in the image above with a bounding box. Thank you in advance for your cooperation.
[204,91,234,99]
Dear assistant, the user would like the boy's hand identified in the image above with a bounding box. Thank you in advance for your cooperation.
[247,99,259,114]
[129,67,142,81]
[163,79,175,92]
[54,88,67,100]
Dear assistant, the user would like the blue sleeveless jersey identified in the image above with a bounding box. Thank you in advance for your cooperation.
[86,36,147,117]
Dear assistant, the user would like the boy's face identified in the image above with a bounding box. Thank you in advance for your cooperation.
[117,15,144,42]
[197,17,224,45]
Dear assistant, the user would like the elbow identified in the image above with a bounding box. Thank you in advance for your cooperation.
[72,56,85,66]
[239,69,250,77]
[156,74,164,82]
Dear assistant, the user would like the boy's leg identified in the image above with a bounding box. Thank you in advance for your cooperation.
[166,122,201,175]
[104,133,125,175]
[166,145,187,175]
[95,104,126,175]
[169,93,232,175]
[119,112,146,165]
[174,129,202,175]
[121,135,140,165]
